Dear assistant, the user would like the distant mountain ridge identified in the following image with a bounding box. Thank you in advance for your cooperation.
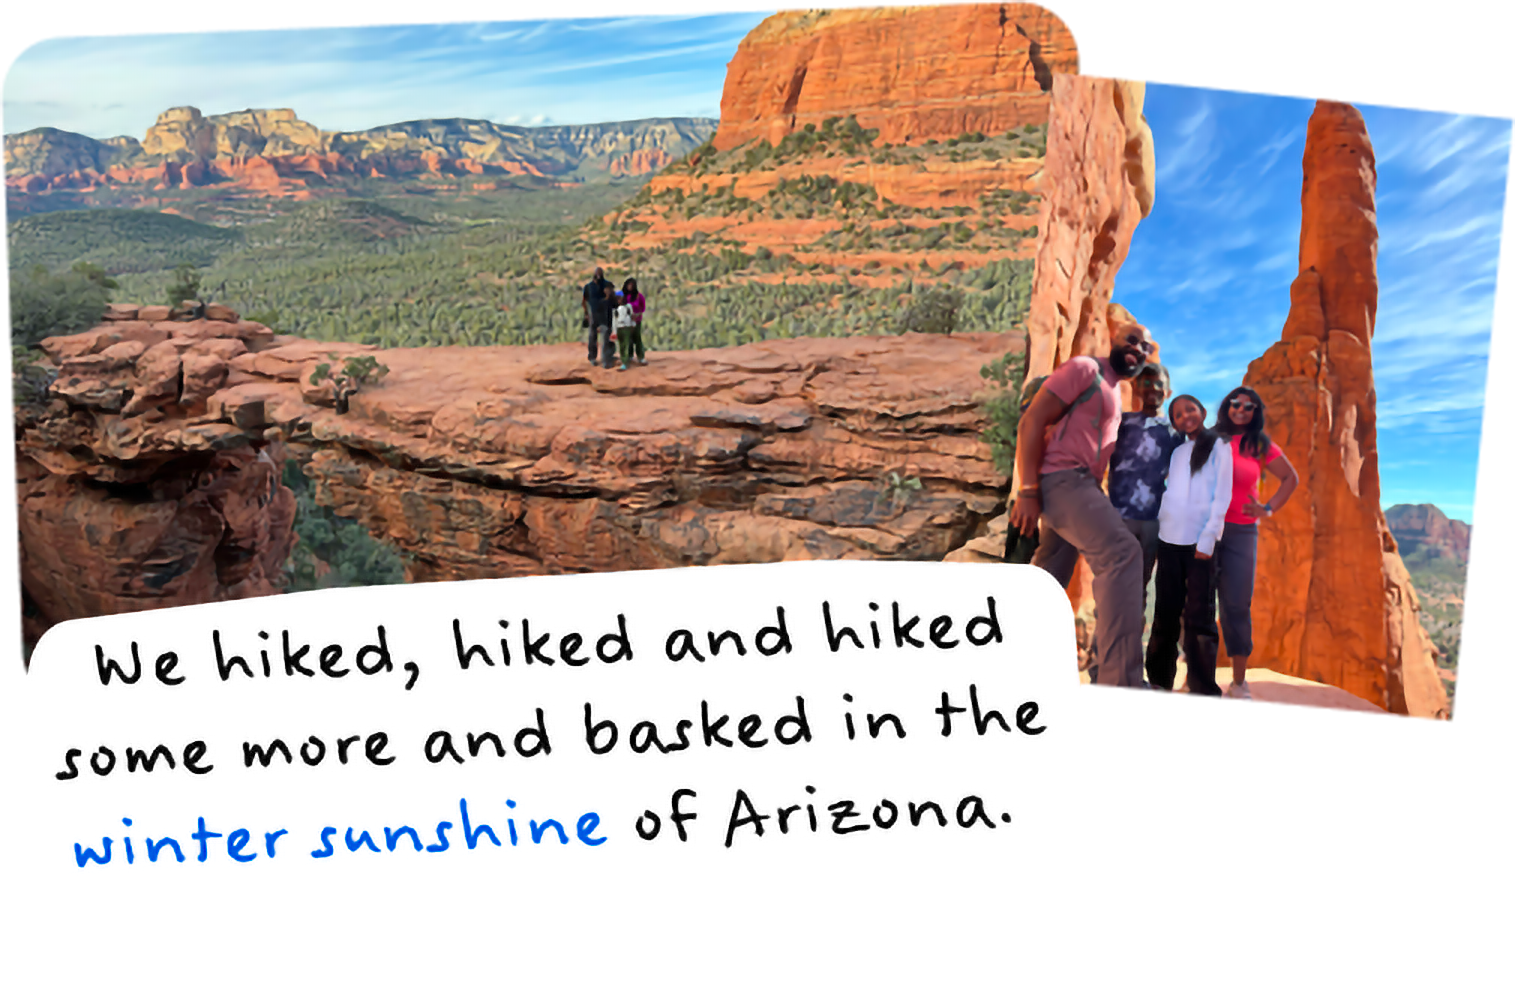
[5,106,718,204]
[1386,503,1471,566]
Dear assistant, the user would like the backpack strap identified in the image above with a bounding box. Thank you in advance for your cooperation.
[1055,378,1103,442]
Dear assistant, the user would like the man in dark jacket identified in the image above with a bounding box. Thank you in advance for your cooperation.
[582,267,615,369]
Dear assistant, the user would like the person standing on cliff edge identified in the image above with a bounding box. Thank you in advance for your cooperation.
[1007,323,1158,688]
[582,266,616,369]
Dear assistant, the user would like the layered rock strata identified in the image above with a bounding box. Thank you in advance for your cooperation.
[17,307,298,642]
[715,5,1077,150]
[5,110,717,201]
[20,313,1018,636]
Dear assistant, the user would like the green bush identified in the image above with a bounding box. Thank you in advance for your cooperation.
[165,263,201,306]
[897,285,963,335]
[8,263,112,348]
[877,470,923,512]
[309,354,390,414]
[281,460,406,591]
[979,349,1028,475]
[12,344,55,419]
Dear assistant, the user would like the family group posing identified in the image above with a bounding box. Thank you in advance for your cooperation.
[582,266,649,371]
[1008,323,1298,698]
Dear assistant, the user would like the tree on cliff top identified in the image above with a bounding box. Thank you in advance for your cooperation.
[310,354,390,415]
[165,263,201,307]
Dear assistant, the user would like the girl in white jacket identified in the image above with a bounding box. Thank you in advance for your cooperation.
[1145,395,1232,694]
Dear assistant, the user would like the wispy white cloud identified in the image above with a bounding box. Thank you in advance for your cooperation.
[1397,211,1503,254]
[1254,249,1295,272]
[563,11,721,31]
[1401,114,1508,173]
[530,39,743,77]
[1250,128,1299,175]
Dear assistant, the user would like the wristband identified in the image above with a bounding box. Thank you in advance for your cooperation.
[1018,488,1041,499]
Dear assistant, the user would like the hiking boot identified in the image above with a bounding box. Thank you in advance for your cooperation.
[619,363,628,371]
[1225,681,1252,700]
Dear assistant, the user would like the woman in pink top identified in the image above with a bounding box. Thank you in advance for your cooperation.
[617,277,648,369]
[1212,386,1299,699]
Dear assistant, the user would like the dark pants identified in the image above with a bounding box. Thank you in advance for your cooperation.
[618,322,646,365]
[587,321,613,367]
[1031,468,1145,687]
[1146,540,1222,694]
[1214,522,1258,659]
[1042,515,1157,679]
[1123,517,1160,607]
[1038,517,1157,601]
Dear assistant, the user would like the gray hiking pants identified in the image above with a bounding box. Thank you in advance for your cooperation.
[1031,468,1146,687]
[1038,516,1157,602]
[1214,522,1258,658]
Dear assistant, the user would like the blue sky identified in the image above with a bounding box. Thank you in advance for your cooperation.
[6,27,1509,521]
[3,14,771,137]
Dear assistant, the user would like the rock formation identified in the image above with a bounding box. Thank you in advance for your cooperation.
[715,5,1076,150]
[16,307,297,643]
[18,311,1017,638]
[951,74,1156,660]
[1024,74,1156,382]
[1385,503,1471,565]
[1240,102,1447,718]
[5,112,717,204]
[605,4,1076,285]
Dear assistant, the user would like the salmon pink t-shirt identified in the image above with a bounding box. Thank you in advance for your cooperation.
[1039,356,1123,478]
[1225,434,1283,524]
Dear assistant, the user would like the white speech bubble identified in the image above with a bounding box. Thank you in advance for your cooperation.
[26,563,1090,921]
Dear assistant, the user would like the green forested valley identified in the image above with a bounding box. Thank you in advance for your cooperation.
[9,177,1032,351]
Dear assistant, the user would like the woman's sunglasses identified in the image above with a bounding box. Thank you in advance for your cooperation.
[1228,399,1257,413]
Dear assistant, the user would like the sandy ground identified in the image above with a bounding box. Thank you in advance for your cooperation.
[1078,660,1385,713]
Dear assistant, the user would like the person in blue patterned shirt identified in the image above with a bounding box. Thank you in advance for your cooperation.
[1106,363,1181,602]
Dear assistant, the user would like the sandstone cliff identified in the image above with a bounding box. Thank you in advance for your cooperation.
[1386,503,1471,565]
[715,5,1076,150]
[15,311,298,642]
[1024,74,1156,382]
[1240,102,1447,718]
[602,4,1075,285]
[18,310,1016,637]
[950,74,1156,655]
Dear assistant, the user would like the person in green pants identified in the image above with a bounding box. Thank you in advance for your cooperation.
[616,278,648,370]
